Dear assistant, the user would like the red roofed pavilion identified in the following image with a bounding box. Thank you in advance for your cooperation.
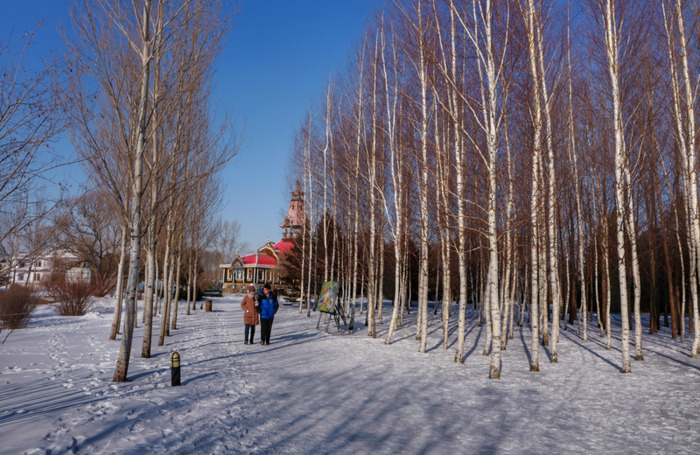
[219,184,306,293]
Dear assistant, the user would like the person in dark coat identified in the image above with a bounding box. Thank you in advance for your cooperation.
[241,285,259,344]
[257,283,279,345]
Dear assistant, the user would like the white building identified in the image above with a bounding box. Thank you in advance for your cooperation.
[9,250,92,287]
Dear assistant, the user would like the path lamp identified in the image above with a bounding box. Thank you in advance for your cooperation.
[171,352,181,386]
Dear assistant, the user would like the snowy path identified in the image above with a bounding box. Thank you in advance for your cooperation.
[1,295,700,454]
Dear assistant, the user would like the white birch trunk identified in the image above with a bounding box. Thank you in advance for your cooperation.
[109,225,127,340]
[623,165,643,360]
[669,0,700,356]
[565,5,588,342]
[538,158,549,348]
[304,113,315,318]
[593,235,604,337]
[141,242,156,357]
[481,0,503,378]
[299,206,307,314]
[171,240,182,331]
[377,234,385,324]
[603,211,612,350]
[451,0,469,363]
[482,273,492,356]
[380,25,406,345]
[322,83,331,284]
[525,0,542,371]
[416,2,430,352]
[113,0,151,382]
[602,0,631,373]
[158,237,172,346]
[501,88,514,350]
[537,21,562,362]
[367,32,380,338]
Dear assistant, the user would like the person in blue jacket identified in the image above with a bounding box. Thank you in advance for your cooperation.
[257,283,279,345]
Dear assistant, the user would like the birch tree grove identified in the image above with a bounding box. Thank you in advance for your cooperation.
[286,0,700,377]
[662,0,700,358]
[67,0,236,382]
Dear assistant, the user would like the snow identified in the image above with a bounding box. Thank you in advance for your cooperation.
[1,295,700,454]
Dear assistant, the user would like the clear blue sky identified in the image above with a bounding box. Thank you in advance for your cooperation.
[219,0,380,251]
[1,0,380,252]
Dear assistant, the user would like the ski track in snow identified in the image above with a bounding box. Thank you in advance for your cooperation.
[1,295,699,454]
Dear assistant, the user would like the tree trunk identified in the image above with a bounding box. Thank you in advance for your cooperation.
[114,0,151,383]
[602,0,631,372]
[171,241,182,331]
[109,225,127,341]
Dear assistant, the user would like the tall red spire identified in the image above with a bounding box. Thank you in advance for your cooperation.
[280,180,306,240]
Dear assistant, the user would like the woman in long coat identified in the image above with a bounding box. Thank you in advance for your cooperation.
[241,285,259,344]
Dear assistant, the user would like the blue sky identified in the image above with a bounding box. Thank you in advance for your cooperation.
[1,0,380,251]
[219,0,379,250]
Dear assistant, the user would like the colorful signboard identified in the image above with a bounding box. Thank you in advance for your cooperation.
[317,281,338,314]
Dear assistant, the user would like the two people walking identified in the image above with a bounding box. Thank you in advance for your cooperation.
[241,283,278,345]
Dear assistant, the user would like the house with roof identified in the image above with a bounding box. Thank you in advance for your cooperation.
[7,250,92,288]
[219,182,305,294]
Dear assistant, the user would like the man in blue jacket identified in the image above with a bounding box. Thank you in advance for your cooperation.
[257,283,279,345]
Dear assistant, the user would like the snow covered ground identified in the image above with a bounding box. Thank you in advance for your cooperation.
[1,294,699,454]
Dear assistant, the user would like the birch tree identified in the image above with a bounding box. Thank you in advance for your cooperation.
[598,0,632,373]
[661,0,700,357]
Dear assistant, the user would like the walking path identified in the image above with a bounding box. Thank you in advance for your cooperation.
[1,295,699,454]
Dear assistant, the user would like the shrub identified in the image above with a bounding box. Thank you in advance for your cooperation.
[0,285,40,330]
[176,286,202,302]
[90,273,112,298]
[47,273,96,316]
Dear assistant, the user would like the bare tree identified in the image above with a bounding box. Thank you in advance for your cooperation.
[0,25,67,245]
[54,191,121,296]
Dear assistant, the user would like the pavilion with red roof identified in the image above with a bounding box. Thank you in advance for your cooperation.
[219,182,306,293]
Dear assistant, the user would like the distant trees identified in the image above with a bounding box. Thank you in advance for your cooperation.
[0,24,67,253]
[289,0,700,377]
[53,192,121,296]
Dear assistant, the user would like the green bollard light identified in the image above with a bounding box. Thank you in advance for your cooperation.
[171,352,181,386]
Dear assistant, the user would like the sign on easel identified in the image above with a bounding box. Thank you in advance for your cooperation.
[317,281,338,314]
[316,281,349,333]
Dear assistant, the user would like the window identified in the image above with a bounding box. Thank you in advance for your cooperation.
[18,274,24,281]
[246,269,252,281]
[35,273,41,282]
[36,260,42,267]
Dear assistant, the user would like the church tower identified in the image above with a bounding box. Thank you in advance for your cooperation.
[280,180,306,240]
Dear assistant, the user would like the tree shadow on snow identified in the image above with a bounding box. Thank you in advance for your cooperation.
[182,371,219,386]
[564,335,623,372]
